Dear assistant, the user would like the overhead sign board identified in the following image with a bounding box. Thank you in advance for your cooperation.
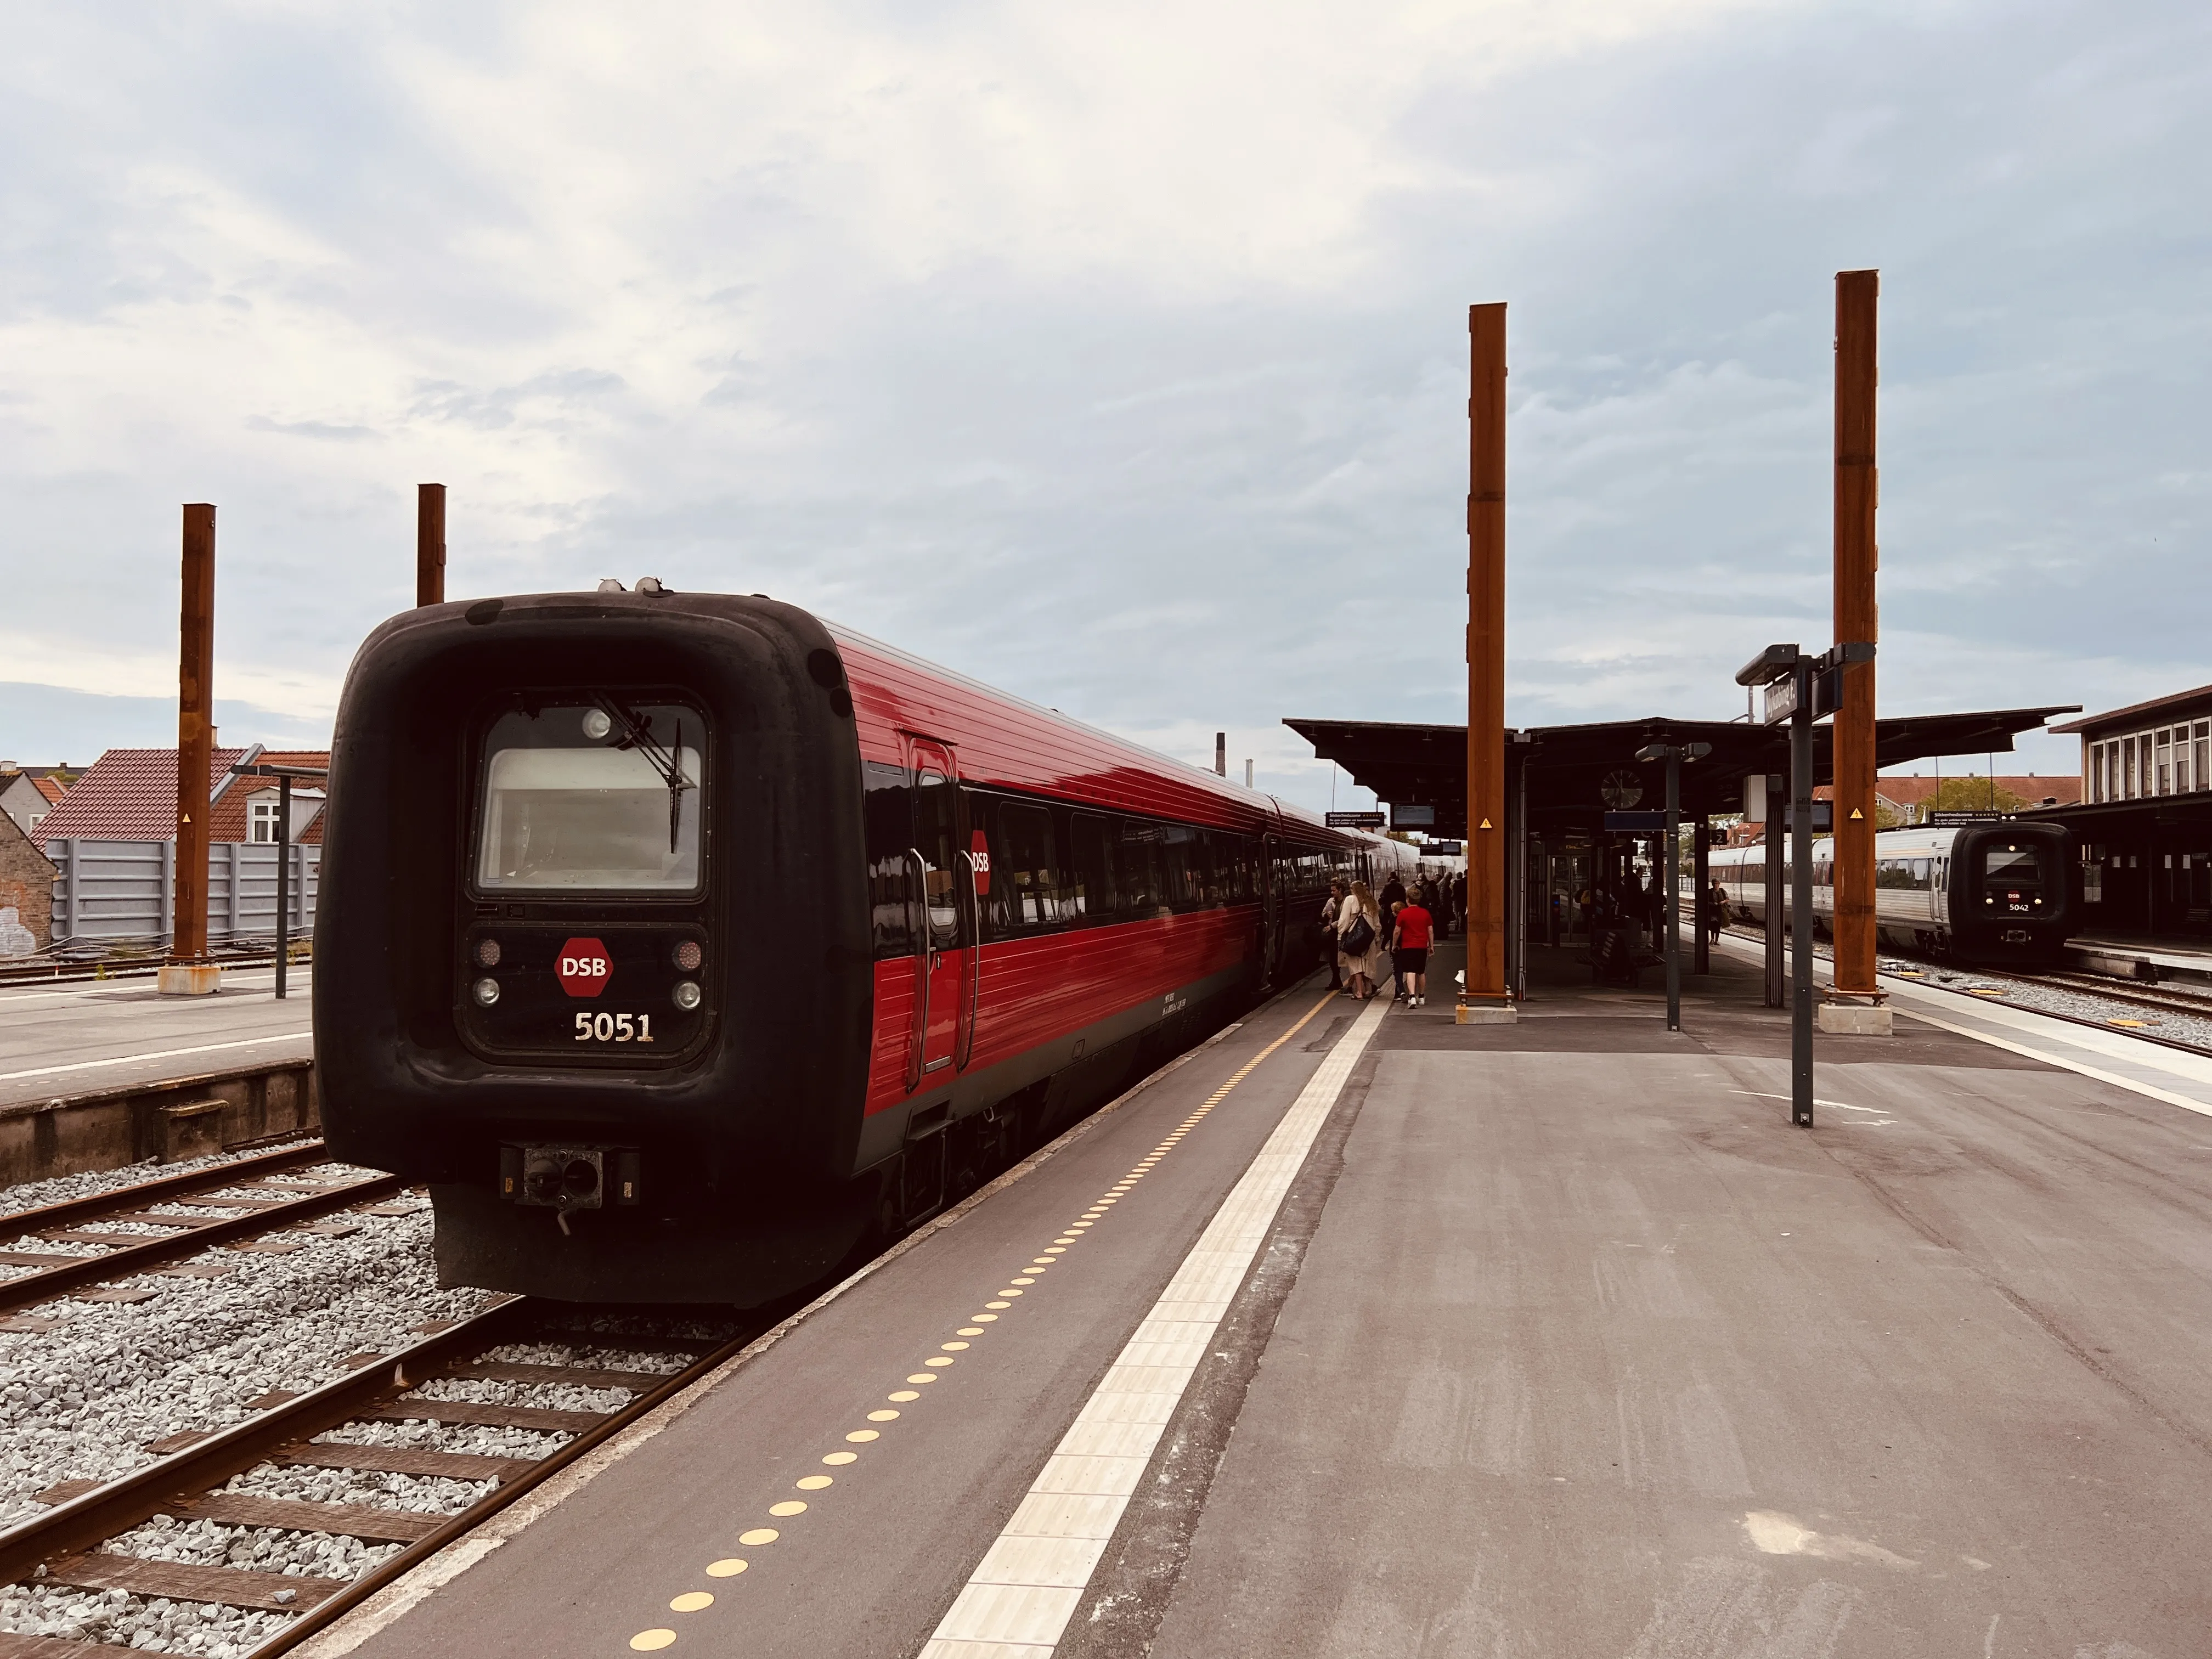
[1325,811,1385,828]
[1765,665,1850,725]
[1391,803,1436,829]
[1928,810,2009,826]
[1782,803,1834,832]
[1603,811,1668,832]
[1421,840,1464,856]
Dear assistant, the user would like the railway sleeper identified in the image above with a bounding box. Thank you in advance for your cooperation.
[40,1552,350,1613]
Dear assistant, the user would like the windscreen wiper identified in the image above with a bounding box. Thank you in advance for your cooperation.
[591,695,693,853]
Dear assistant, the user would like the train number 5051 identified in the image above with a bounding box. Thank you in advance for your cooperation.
[575,1012,654,1043]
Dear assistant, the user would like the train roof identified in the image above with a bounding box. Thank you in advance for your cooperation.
[826,616,1353,844]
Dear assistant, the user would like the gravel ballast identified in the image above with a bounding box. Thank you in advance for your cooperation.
[0,1140,323,1222]
[1,1581,295,1656]
[0,1192,495,1530]
[1883,960,2212,1049]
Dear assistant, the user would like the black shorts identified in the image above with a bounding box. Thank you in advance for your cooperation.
[1393,947,1429,975]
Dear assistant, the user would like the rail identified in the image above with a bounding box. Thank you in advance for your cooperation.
[1,1141,396,1318]
[0,1296,769,1656]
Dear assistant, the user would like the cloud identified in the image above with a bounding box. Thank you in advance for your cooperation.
[0,0,2204,802]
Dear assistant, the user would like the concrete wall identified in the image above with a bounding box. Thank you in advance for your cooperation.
[0,1060,320,1186]
[43,837,319,946]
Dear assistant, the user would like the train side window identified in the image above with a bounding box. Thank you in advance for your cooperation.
[992,800,1063,932]
[915,768,961,951]
[1217,834,1248,903]
[1068,812,1116,923]
[864,761,916,958]
[1119,819,1167,918]
[1160,823,1201,910]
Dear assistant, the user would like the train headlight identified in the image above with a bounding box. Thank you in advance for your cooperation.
[673,980,702,1011]
[475,938,502,968]
[472,977,501,1006]
[672,939,702,972]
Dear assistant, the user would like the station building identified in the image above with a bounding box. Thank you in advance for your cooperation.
[2045,684,2212,950]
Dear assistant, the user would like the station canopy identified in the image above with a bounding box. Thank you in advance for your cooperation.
[1286,707,2079,834]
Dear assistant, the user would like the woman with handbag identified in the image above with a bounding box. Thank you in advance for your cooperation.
[1338,880,1386,1000]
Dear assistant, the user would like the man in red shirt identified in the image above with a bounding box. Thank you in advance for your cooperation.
[1390,898,1433,1006]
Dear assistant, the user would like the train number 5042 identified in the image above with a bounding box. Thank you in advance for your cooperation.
[575,1012,655,1043]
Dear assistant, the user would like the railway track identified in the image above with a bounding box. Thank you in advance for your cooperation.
[1715,922,2212,1057]
[0,1144,403,1322]
[2010,968,2212,1023]
[0,1295,769,1657]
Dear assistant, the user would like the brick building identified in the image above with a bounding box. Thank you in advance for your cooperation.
[0,809,57,955]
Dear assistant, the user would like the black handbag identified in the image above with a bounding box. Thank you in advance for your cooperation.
[1339,913,1375,957]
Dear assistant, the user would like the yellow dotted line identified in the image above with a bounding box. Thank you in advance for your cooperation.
[623,989,1336,1651]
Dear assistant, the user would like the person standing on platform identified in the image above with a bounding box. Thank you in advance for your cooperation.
[1339,879,1385,1001]
[1322,879,1346,991]
[1706,876,1729,946]
[1390,889,1433,1006]
[1381,871,1407,914]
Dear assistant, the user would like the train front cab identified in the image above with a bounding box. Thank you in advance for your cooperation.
[314,591,879,1307]
[1945,822,2073,962]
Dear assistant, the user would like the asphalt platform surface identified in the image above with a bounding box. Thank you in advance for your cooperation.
[308,941,2212,1658]
[0,966,313,1110]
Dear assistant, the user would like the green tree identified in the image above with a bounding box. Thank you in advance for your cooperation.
[1915,777,2035,820]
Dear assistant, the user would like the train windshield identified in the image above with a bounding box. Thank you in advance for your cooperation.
[1980,842,2045,910]
[475,702,703,893]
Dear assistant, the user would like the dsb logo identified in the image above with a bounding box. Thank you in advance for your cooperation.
[556,939,612,999]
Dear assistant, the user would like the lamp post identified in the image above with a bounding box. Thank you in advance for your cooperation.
[230,761,329,1000]
[1635,741,1711,1032]
[1735,642,1874,1126]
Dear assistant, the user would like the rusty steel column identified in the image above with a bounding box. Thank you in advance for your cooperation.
[417,483,447,606]
[161,505,219,994]
[1830,270,1883,1022]
[1460,302,1514,1022]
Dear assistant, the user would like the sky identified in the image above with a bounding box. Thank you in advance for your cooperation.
[2,0,2204,811]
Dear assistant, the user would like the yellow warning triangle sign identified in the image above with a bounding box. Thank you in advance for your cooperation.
[1479,818,1493,830]
[1849,807,1865,820]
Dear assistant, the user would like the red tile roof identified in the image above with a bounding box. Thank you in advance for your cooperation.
[35,748,253,842]
[31,776,68,806]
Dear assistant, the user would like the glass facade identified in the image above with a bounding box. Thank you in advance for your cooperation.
[2087,716,2212,803]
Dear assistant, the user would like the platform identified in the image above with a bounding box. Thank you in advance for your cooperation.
[2065,931,2212,986]
[306,943,2212,1657]
[0,966,312,1113]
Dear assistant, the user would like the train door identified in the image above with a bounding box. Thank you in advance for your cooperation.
[905,737,970,1082]
[1260,834,1282,978]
